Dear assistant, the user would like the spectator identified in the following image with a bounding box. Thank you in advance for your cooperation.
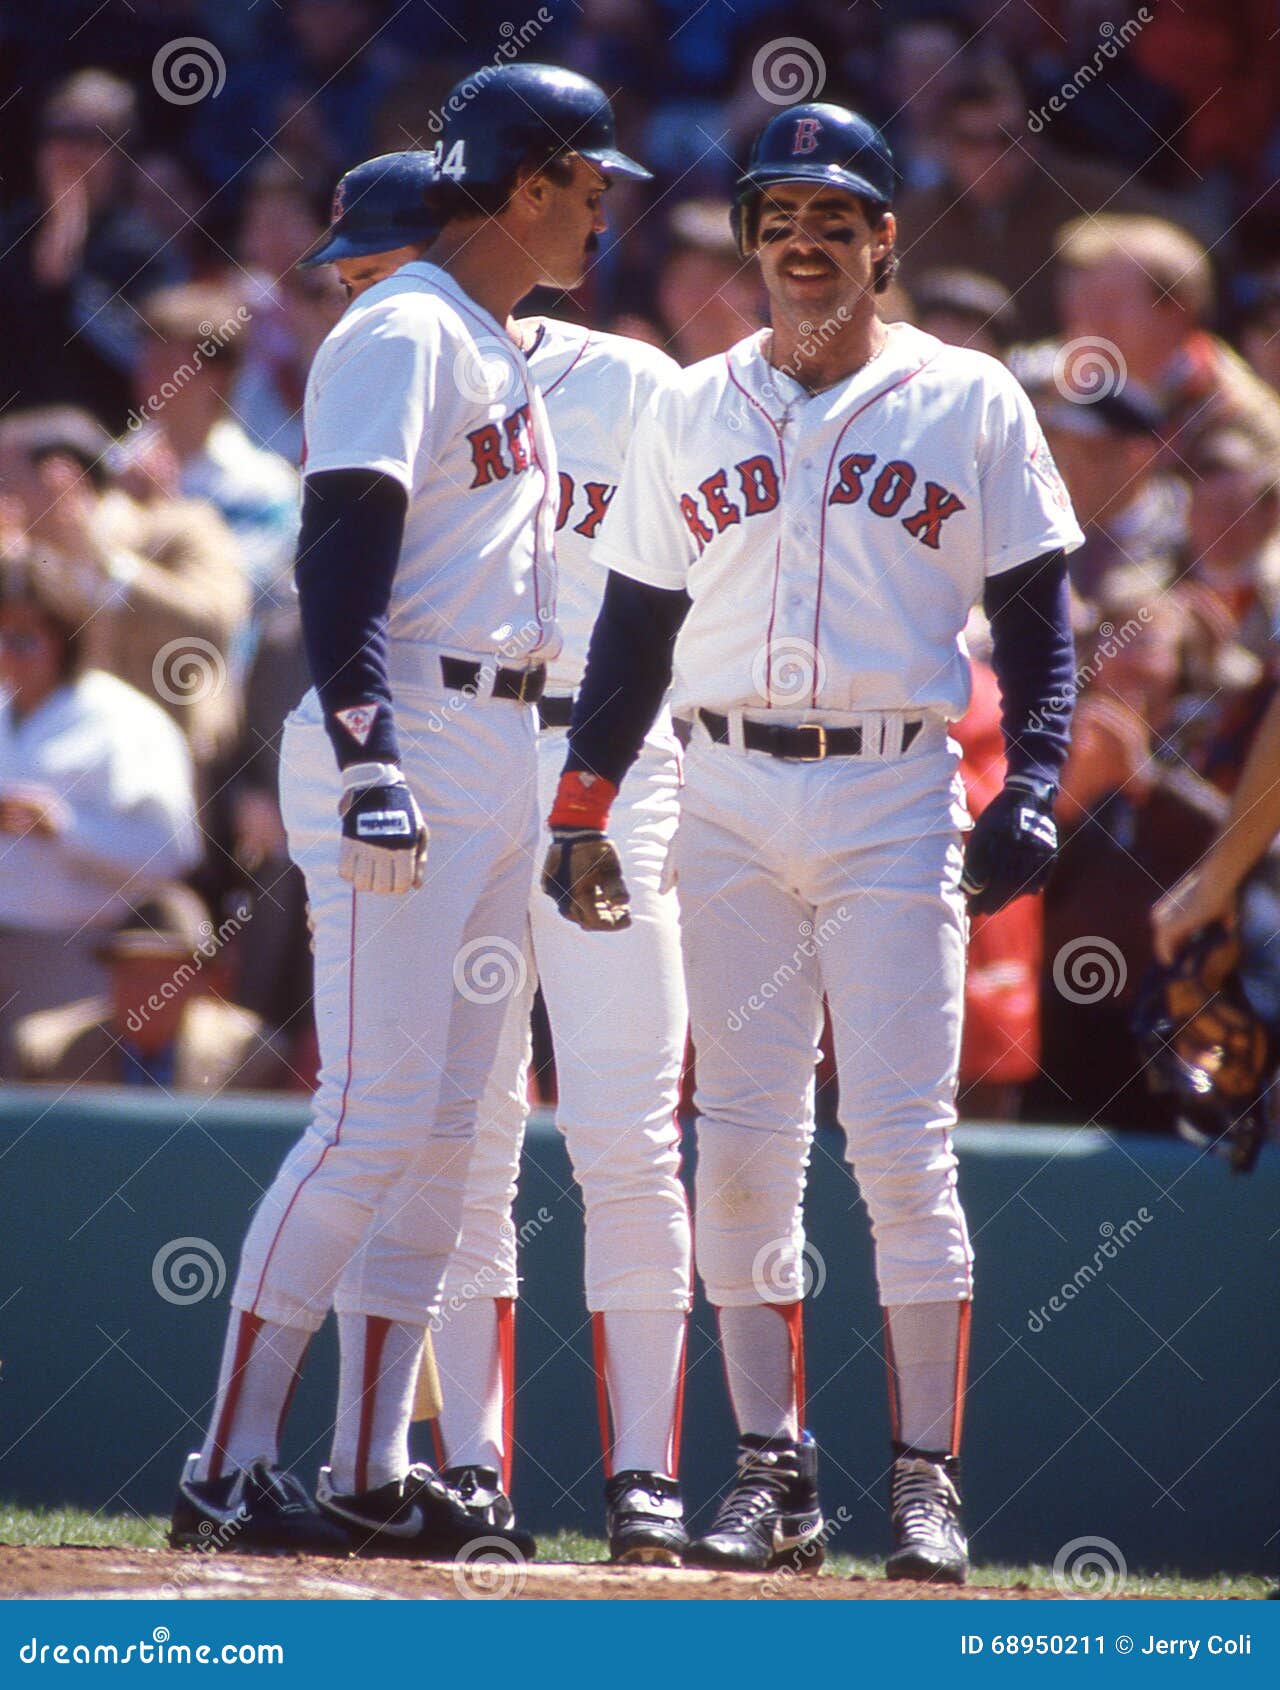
[0,71,182,434]
[0,560,198,1073]
[1055,215,1280,463]
[895,57,1158,340]
[12,885,292,1092]
[229,167,345,465]
[1032,380,1179,608]
[0,406,248,774]
[655,200,764,365]
[133,283,300,609]
[913,268,1019,359]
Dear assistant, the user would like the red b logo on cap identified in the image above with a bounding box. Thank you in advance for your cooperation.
[791,117,821,155]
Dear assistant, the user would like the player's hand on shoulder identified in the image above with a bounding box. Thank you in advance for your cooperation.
[338,762,428,895]
[541,828,631,931]
[961,775,1058,916]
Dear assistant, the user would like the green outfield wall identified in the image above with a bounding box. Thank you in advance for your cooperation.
[0,1089,1275,1574]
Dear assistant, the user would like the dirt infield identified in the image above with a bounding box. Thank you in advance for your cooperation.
[0,1545,1085,1601]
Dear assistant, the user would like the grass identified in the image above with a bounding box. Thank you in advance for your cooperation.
[1,1507,1269,1599]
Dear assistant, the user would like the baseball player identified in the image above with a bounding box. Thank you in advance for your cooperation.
[543,104,1081,1581]
[291,139,692,1564]
[171,69,650,1557]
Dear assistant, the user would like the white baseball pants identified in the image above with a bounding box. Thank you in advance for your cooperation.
[676,716,974,1311]
[230,660,539,1332]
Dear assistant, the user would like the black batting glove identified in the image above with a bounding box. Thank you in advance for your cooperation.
[338,763,427,895]
[961,775,1058,916]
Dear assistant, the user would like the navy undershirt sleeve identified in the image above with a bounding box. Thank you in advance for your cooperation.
[982,548,1074,786]
[565,570,690,788]
[295,468,406,770]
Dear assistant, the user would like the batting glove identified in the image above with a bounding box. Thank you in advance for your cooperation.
[542,769,630,931]
[338,763,427,895]
[961,775,1058,915]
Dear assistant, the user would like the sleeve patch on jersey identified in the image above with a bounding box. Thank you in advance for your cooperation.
[1029,431,1072,512]
[335,703,380,745]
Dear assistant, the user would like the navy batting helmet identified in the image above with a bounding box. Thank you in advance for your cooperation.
[732,103,896,255]
[432,63,650,202]
[297,151,440,269]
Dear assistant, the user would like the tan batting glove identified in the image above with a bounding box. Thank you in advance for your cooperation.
[338,763,428,895]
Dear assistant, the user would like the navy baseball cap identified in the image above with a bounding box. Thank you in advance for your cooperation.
[298,151,441,269]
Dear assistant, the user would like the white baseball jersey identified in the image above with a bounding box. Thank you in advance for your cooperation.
[594,321,1084,719]
[522,318,678,692]
[304,260,559,664]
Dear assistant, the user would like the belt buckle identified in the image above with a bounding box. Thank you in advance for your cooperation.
[792,722,828,761]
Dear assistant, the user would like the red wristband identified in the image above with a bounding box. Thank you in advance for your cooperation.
[548,769,618,832]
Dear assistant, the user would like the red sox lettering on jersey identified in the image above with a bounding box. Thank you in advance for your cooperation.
[678,451,966,550]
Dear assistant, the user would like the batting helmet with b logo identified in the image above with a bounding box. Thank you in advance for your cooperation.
[731,102,896,255]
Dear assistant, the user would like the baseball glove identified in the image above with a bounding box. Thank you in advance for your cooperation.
[1133,923,1273,1172]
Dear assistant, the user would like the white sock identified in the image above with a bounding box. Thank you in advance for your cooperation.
[433,1297,506,1472]
[717,1305,798,1441]
[884,1300,967,1453]
[329,1314,423,1493]
[198,1311,309,1480]
[600,1309,686,1476]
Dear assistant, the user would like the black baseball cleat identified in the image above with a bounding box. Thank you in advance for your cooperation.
[683,1433,825,1574]
[170,1454,351,1555]
[885,1446,969,1585]
[604,1470,688,1565]
[443,1464,518,1533]
[316,1462,536,1561]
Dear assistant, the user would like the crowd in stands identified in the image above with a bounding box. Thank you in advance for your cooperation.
[2,0,1279,1131]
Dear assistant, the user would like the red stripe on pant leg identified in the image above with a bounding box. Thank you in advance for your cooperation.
[666,1319,688,1479]
[248,891,359,1315]
[951,1300,973,1456]
[207,1311,263,1482]
[882,1306,902,1445]
[355,1316,391,1495]
[776,1302,806,1426]
[496,1297,516,1495]
[591,1312,613,1479]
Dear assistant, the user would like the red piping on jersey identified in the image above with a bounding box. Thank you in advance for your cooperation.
[537,329,592,401]
[427,271,557,638]
[725,351,787,708]
[247,890,358,1315]
[812,355,940,706]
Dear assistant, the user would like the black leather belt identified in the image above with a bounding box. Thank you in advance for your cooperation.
[439,656,546,704]
[698,709,922,762]
[537,694,574,729]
